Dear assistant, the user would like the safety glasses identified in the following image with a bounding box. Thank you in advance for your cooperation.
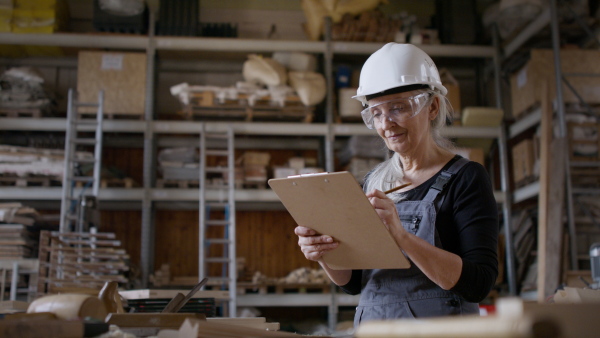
[360,92,433,129]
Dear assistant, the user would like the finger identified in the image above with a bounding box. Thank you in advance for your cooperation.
[366,189,387,199]
[295,226,317,236]
[301,242,339,258]
[298,235,335,247]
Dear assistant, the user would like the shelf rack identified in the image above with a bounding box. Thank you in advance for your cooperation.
[0,26,507,322]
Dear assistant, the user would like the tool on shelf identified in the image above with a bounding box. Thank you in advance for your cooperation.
[162,278,209,313]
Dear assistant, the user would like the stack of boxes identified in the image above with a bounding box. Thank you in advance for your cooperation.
[11,0,68,33]
[0,0,11,32]
[241,152,270,188]
[273,157,322,179]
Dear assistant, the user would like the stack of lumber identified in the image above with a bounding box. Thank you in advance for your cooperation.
[0,145,93,185]
[0,203,38,259]
[37,231,130,295]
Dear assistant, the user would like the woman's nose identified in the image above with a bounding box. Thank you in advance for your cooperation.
[379,113,396,129]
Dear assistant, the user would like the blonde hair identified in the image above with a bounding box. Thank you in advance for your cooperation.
[363,90,455,202]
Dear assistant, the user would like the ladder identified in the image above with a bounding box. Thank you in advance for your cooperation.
[59,89,104,233]
[199,125,237,316]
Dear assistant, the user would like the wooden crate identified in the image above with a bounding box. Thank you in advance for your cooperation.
[77,51,147,116]
[184,91,314,123]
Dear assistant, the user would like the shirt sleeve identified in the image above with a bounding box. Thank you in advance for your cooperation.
[339,269,362,295]
[446,162,499,303]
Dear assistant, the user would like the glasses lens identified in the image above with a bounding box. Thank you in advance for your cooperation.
[365,93,431,128]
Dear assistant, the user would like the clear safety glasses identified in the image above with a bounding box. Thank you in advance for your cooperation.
[360,92,433,129]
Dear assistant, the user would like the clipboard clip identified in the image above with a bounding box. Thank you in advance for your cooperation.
[287,172,330,178]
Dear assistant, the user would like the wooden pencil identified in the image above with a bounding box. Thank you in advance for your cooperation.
[383,182,412,194]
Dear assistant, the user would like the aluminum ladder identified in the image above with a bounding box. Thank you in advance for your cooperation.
[59,89,104,233]
[199,125,237,316]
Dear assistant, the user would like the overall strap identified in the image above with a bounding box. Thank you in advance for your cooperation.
[423,157,470,211]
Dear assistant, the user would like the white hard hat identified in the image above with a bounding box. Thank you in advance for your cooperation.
[353,43,447,105]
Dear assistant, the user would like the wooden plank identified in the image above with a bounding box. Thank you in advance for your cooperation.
[119,289,230,300]
[537,83,566,302]
[0,319,83,338]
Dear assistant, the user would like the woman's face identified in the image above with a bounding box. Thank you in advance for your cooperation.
[367,90,439,155]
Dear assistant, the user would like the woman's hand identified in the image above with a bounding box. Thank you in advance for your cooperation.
[294,226,339,262]
[366,189,407,240]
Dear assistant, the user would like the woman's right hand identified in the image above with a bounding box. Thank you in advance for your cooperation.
[294,226,339,262]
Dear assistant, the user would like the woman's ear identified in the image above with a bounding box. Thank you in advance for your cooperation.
[429,96,440,120]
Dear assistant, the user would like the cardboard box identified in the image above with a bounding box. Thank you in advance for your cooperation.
[440,69,461,120]
[338,87,362,118]
[77,51,147,115]
[242,152,270,167]
[512,138,536,184]
[455,147,485,166]
[288,157,305,170]
[511,49,600,119]
[273,167,297,179]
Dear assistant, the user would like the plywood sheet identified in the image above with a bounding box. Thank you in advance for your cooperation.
[268,172,410,270]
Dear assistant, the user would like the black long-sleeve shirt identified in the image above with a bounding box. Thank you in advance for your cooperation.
[340,156,499,303]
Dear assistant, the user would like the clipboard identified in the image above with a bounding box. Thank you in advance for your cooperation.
[268,171,410,270]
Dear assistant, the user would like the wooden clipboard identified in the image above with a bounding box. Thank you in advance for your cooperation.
[268,171,410,270]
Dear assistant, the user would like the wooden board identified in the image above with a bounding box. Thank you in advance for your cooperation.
[537,83,566,302]
[119,289,230,300]
[268,171,410,270]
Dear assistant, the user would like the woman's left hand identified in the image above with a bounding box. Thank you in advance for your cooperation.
[366,189,406,238]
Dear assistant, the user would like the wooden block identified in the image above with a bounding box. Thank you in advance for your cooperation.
[106,313,205,328]
[0,318,83,338]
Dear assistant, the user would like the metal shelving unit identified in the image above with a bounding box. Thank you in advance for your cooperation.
[0,26,507,321]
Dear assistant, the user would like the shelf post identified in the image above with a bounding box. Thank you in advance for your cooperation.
[550,0,578,271]
[493,23,517,296]
[324,16,335,173]
[141,11,157,287]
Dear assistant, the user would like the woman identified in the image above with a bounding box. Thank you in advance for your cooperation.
[295,43,498,325]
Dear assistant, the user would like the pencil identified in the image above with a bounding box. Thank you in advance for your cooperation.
[383,182,412,194]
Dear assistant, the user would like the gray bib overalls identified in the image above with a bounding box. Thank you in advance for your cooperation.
[355,157,479,326]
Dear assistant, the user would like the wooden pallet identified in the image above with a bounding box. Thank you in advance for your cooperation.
[0,175,61,187]
[77,113,144,120]
[156,179,200,189]
[184,104,314,123]
[156,179,244,189]
[74,177,135,188]
[235,282,330,295]
[0,107,43,118]
[100,178,135,188]
[37,230,130,296]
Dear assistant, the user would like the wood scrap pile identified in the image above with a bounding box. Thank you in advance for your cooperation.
[0,203,39,259]
[37,230,130,295]
[251,267,329,285]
